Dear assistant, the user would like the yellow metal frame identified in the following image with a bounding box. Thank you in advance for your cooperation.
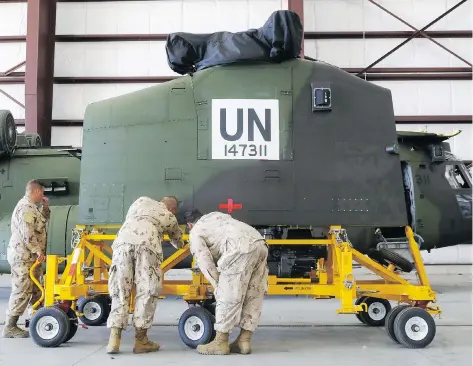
[30,225,440,318]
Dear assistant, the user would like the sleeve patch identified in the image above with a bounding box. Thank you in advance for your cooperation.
[23,211,35,224]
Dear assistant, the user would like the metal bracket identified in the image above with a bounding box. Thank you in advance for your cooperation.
[343,274,355,289]
[357,0,469,76]
[71,228,84,249]
[367,0,471,68]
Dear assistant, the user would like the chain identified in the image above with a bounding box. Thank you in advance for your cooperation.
[71,228,83,249]
[329,227,353,248]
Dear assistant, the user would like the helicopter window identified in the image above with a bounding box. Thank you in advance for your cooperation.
[445,164,470,189]
[455,194,472,218]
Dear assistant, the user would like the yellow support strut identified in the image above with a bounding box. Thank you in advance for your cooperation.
[28,224,441,349]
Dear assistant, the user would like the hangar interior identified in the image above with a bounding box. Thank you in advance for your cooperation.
[0,0,471,365]
[1,0,472,157]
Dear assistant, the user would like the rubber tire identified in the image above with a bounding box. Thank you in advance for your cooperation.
[393,307,436,349]
[385,304,410,343]
[367,248,389,266]
[77,296,109,326]
[30,306,71,348]
[359,297,392,326]
[63,308,79,343]
[355,296,368,324]
[369,248,414,273]
[0,110,17,156]
[178,307,216,349]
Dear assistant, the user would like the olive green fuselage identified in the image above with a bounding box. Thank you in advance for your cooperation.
[0,59,471,274]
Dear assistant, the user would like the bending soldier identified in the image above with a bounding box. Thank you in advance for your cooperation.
[106,196,185,354]
[3,180,49,338]
[184,210,269,355]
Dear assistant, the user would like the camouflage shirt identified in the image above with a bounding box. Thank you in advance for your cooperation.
[113,196,185,258]
[189,212,266,287]
[8,196,50,263]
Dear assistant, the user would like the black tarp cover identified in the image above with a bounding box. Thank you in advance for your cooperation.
[165,10,303,75]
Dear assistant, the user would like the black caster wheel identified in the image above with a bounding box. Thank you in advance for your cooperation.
[358,297,392,326]
[385,304,410,343]
[355,296,368,324]
[63,308,79,343]
[368,248,414,273]
[30,306,71,347]
[393,307,436,348]
[201,297,216,317]
[0,110,17,157]
[178,307,216,349]
[77,295,109,326]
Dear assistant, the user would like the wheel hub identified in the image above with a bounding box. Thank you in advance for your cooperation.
[192,324,201,332]
[83,302,101,320]
[36,316,60,340]
[405,316,428,341]
[368,302,386,321]
[184,316,205,341]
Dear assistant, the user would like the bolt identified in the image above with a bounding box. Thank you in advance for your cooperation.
[192,324,200,332]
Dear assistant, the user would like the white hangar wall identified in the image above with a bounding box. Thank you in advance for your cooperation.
[0,2,27,122]
[303,0,473,160]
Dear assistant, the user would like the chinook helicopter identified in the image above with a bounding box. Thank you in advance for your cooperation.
[0,10,471,326]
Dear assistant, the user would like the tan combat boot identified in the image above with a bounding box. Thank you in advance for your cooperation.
[196,332,230,355]
[230,329,253,354]
[133,328,160,354]
[106,327,122,354]
[2,316,29,338]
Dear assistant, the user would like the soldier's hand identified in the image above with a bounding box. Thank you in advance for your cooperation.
[37,252,46,263]
[41,197,49,207]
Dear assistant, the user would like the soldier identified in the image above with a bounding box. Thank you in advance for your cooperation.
[3,180,49,338]
[106,196,185,354]
[184,210,269,355]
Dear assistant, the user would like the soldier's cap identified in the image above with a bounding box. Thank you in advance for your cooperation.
[184,209,203,224]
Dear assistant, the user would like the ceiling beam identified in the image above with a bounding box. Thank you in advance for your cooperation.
[395,115,472,124]
[52,30,472,43]
[2,31,471,44]
[357,0,468,75]
[52,70,472,83]
[13,116,472,127]
[1,67,471,85]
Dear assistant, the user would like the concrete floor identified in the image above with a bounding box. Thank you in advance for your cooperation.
[0,266,471,366]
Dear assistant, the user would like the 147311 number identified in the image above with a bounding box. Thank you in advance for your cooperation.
[224,144,267,157]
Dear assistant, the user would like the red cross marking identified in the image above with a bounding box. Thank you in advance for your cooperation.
[219,198,242,214]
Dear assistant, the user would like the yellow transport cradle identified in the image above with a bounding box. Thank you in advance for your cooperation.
[28,225,440,349]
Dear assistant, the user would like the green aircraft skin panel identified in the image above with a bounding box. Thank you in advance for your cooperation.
[0,59,471,274]
[0,148,81,211]
[0,147,81,273]
[77,57,470,262]
[78,58,408,226]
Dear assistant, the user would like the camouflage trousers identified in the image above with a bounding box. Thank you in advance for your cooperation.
[7,261,43,318]
[107,244,162,330]
[214,242,269,333]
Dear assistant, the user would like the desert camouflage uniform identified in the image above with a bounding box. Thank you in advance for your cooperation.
[189,212,269,333]
[107,197,185,330]
[7,196,50,317]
